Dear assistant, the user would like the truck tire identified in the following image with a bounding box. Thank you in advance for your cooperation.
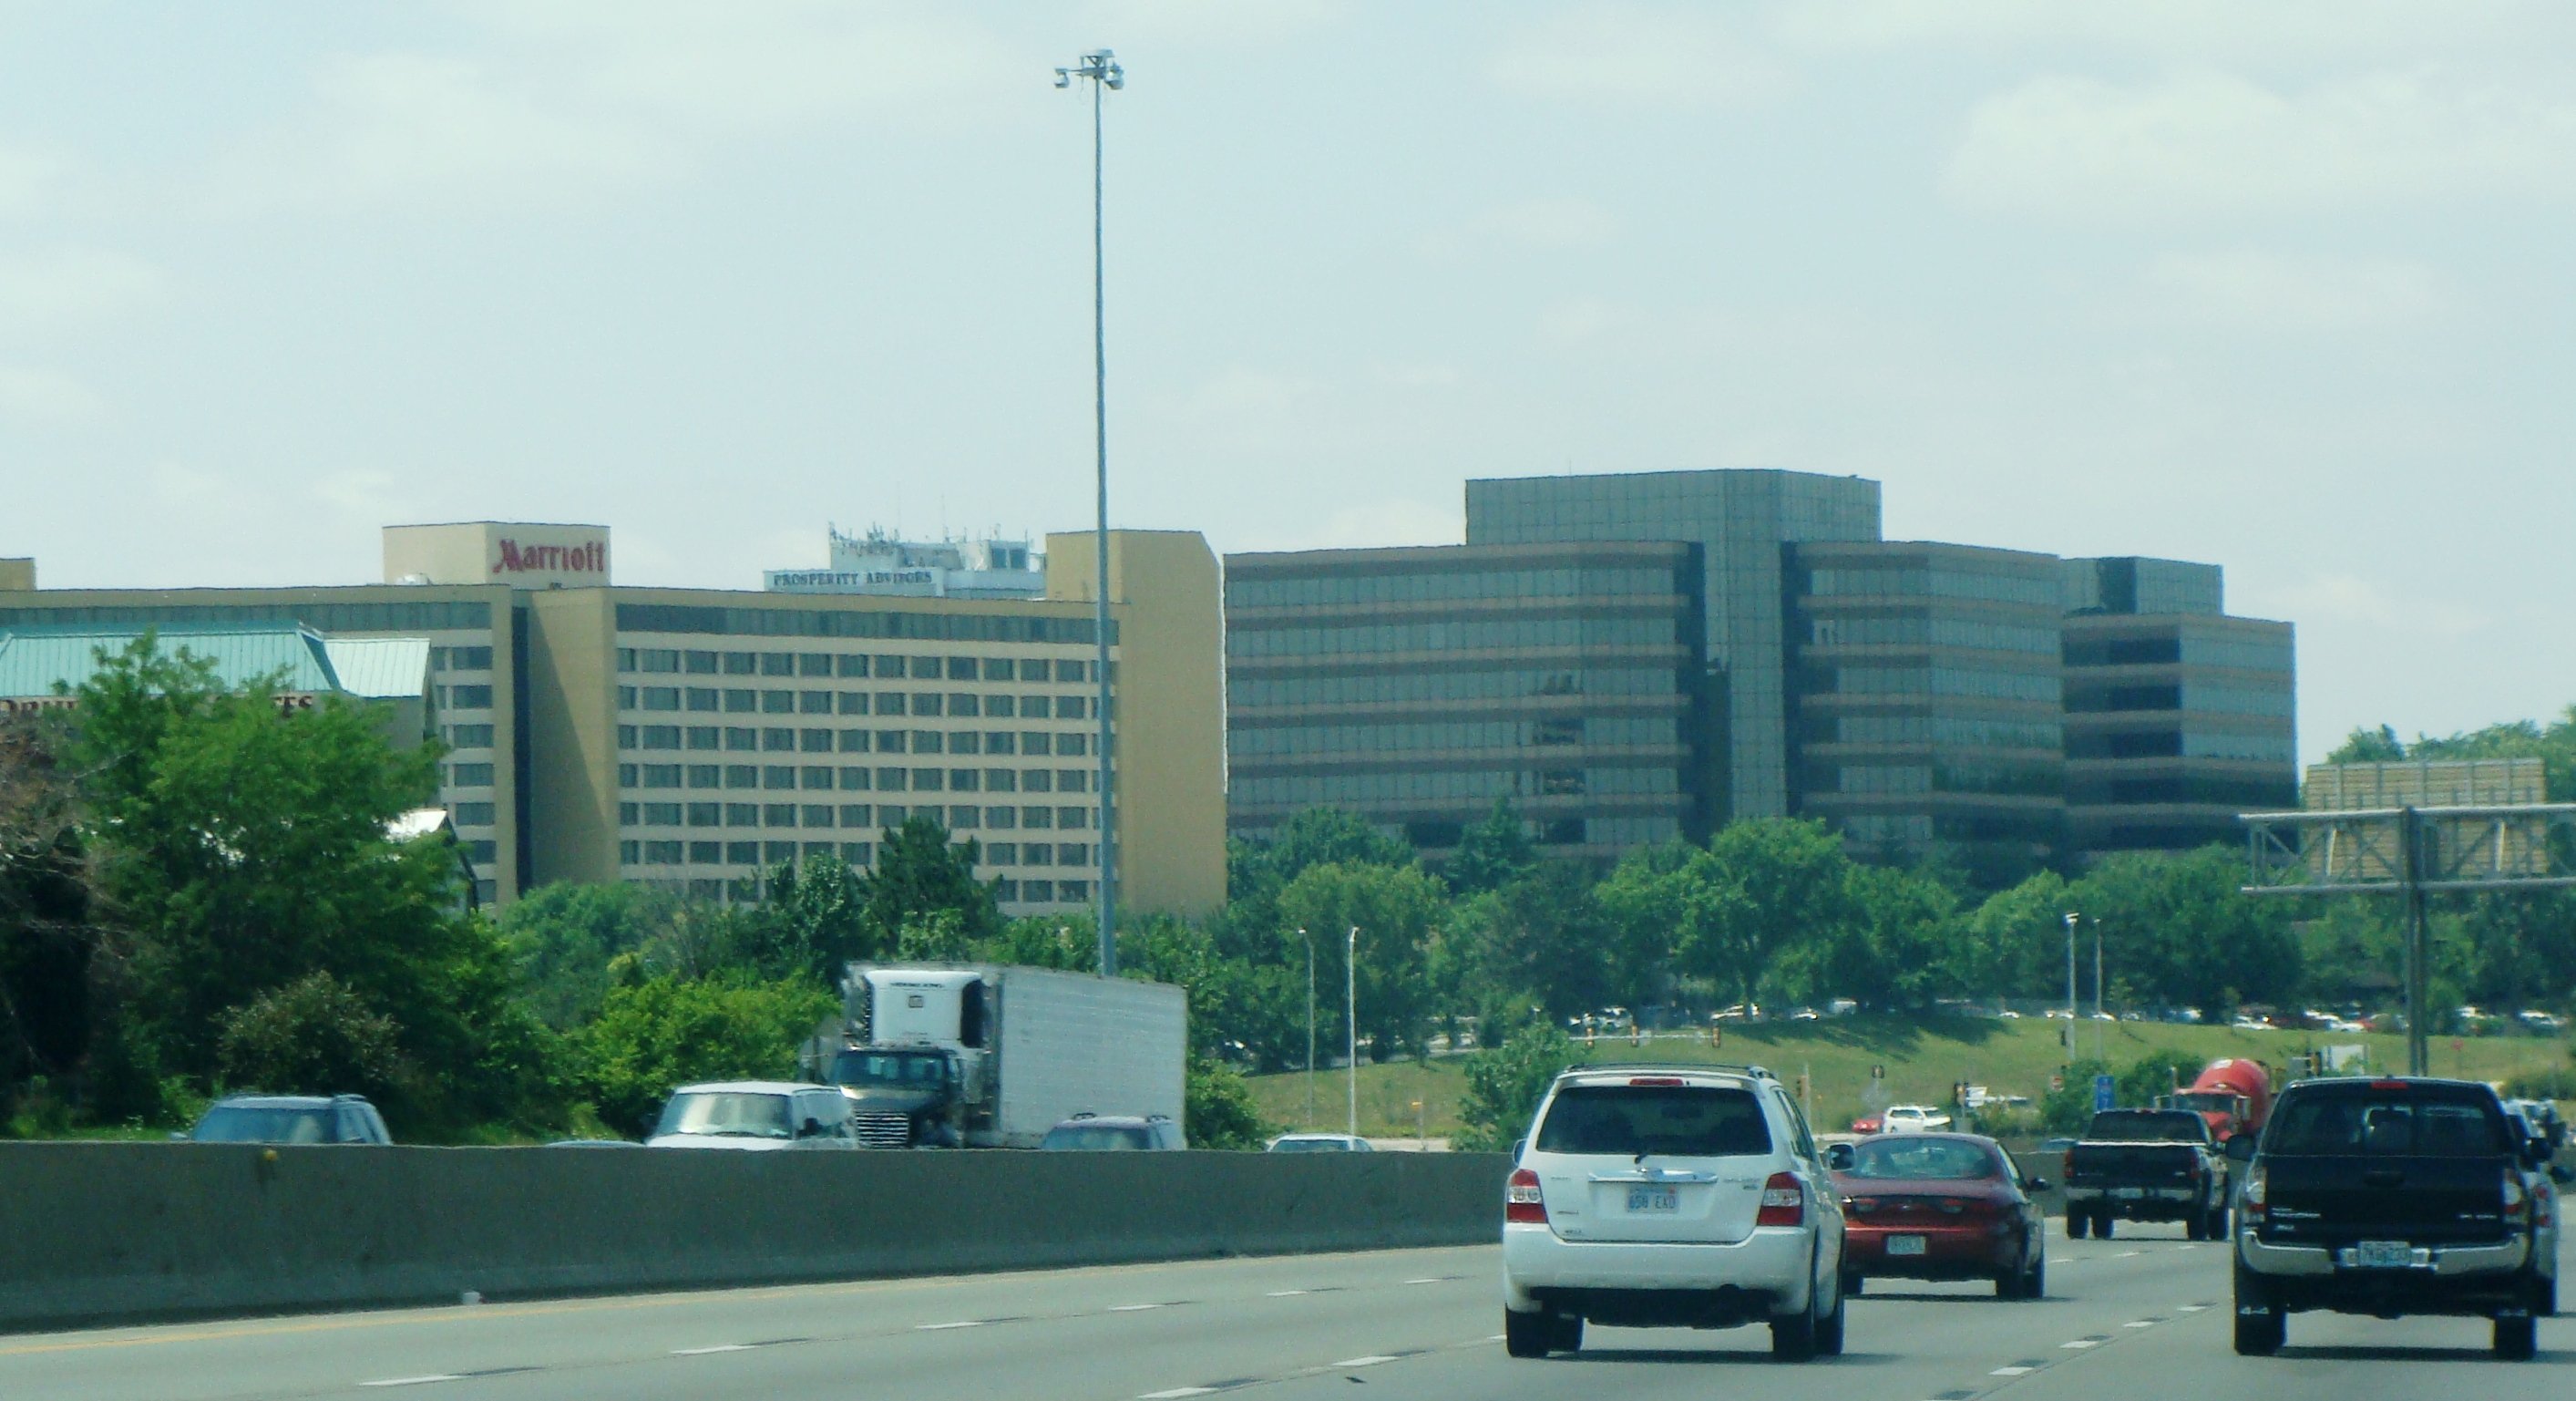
[1504,1309,1554,1359]
[2067,1210,2089,1240]
[2095,1211,2115,1240]
[2186,1212,2208,1241]
[2232,1263,2284,1356]
[2205,1201,2230,1241]
[2493,1311,2536,1361]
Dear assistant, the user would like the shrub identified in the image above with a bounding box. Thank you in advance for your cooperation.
[1454,1025,1588,1153]
[1184,1055,1271,1150]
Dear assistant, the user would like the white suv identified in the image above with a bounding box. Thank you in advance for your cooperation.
[1502,1065,1848,1360]
[1880,1105,1953,1134]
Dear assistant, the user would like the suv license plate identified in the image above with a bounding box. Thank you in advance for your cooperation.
[2352,1241,2413,1269]
[2113,1187,2146,1200]
[1886,1235,1927,1256]
[1627,1186,1678,1212]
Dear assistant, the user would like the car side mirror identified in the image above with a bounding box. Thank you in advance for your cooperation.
[1511,1138,1527,1163]
[2523,1137,2555,1168]
[2224,1133,2257,1164]
[1824,1143,1855,1171]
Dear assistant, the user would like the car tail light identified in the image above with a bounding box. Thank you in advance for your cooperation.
[2061,1150,2075,1180]
[2240,1162,2266,1225]
[1506,1168,1548,1225]
[1627,1077,1685,1087]
[2502,1170,2528,1227]
[1756,1171,1805,1227]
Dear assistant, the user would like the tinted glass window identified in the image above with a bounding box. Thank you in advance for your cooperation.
[2267,1087,2508,1157]
[2087,1111,2205,1141]
[1041,1124,1156,1150]
[1534,1086,1771,1157]
[190,1106,334,1144]
[656,1092,793,1140]
[1844,1138,2000,1180]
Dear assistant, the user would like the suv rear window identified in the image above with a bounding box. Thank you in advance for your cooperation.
[1534,1085,1772,1158]
[2087,1111,2204,1141]
[2266,1087,2508,1157]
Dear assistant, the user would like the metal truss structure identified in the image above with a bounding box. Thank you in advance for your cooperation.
[2242,803,2576,1074]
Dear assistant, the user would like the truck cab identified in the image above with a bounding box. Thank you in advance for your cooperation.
[827,1046,968,1147]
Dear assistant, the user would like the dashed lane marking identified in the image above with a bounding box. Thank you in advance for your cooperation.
[2061,1338,2103,1349]
[2114,1251,2140,1258]
[360,1379,464,1389]
[2123,1321,2159,1328]
[916,1321,986,1331]
[2177,1304,2209,1313]
[1403,1278,1444,1285]
[671,1344,751,1355]
[1109,1303,1166,1313]
[1264,1290,1309,1297]
[1334,1355,1401,1368]
[1991,1365,2037,1376]
[1137,1389,1216,1399]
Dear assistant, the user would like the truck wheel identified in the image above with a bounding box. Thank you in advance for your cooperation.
[2186,1212,2208,1242]
[2493,1312,2536,1361]
[1504,1309,1554,1359]
[2232,1264,2284,1356]
[2067,1210,2089,1241]
[2206,1202,2230,1240]
[2095,1212,2115,1240]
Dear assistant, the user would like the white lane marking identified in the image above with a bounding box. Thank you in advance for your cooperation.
[2115,1251,2140,1258]
[1486,1334,1506,1343]
[1138,1389,1216,1399]
[1335,1355,1401,1367]
[1403,1278,1442,1284]
[361,1379,465,1389]
[1991,1365,2037,1375]
[2177,1304,2209,1313]
[672,1344,753,1355]
[2123,1321,2157,1329]
[2061,1339,2101,1349]
[916,1321,985,1331]
[1109,1303,1165,1312]
[1265,1290,1309,1297]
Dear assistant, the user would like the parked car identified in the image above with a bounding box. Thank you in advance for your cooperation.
[1038,1113,1185,1150]
[1266,1132,1373,1153]
[1502,1064,1847,1361]
[1827,1133,2046,1298]
[646,1082,858,1150]
[2231,1075,2554,1359]
[1850,1113,1884,1135]
[183,1094,391,1145]
[1881,1105,1953,1134]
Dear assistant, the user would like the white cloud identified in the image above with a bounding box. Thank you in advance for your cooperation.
[2258,572,2491,639]
[2130,249,2448,331]
[1782,1,2537,59]
[1473,197,1619,250]
[1488,4,1792,109]
[1537,295,1642,344]
[1945,68,2576,221]
[0,141,63,219]
[0,247,165,324]
[0,366,106,424]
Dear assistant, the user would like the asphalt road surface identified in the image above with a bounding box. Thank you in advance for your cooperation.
[2,1219,2565,1400]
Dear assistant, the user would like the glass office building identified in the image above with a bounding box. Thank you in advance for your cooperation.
[1785,541,2068,881]
[1464,469,1881,822]
[1226,542,1708,863]
[2061,559,2296,853]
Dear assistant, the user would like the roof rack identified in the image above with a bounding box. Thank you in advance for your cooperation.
[1556,1063,1775,1082]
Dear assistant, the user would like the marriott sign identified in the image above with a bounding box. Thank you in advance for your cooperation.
[493,539,606,576]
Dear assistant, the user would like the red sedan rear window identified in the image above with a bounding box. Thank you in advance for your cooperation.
[1843,1138,2000,1180]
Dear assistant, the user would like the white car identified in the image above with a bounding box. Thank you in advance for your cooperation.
[1502,1065,1848,1361]
[646,1081,859,1150]
[1266,1133,1374,1152]
[1879,1105,1953,1134]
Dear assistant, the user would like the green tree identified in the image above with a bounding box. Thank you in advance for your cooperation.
[1219,809,1413,959]
[214,971,411,1102]
[1957,870,2076,1002]
[758,856,883,984]
[1183,1054,1271,1149]
[2038,1056,2116,1136]
[2117,1048,2201,1107]
[1448,863,1613,1025]
[859,816,999,952]
[496,881,676,1028]
[1690,819,1858,1005]
[2069,848,2299,1014]
[1274,860,1445,1061]
[575,973,836,1137]
[1455,1025,1588,1152]
[1775,862,1958,1011]
[0,716,94,1107]
[1446,799,1534,896]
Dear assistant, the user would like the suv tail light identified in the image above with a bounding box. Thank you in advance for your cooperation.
[1756,1171,1805,1227]
[2502,1169,2529,1227]
[1506,1168,1548,1225]
[2239,1162,2267,1225]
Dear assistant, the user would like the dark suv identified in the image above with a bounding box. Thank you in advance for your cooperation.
[2230,1076,2553,1359]
[185,1094,393,1145]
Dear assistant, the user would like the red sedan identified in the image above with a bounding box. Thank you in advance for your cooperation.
[1829,1132,2047,1299]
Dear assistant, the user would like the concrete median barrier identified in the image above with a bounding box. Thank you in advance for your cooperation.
[0,1143,1511,1333]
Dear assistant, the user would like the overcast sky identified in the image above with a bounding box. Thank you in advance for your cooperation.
[4,2,2571,761]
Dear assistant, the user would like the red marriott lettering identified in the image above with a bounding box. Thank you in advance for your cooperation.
[493,540,606,576]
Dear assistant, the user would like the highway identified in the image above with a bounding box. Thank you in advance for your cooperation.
[1,1219,2563,1400]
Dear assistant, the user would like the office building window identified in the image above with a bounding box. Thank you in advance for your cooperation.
[1023,880,1054,902]
[686,687,718,712]
[878,804,908,824]
[639,650,680,674]
[617,725,638,751]
[724,765,758,788]
[800,653,834,677]
[686,765,721,788]
[620,840,641,864]
[1022,732,1052,756]
[913,768,946,792]
[801,728,833,753]
[453,801,496,827]
[949,768,980,792]
[801,766,835,790]
[1056,660,1086,683]
[450,685,495,709]
[803,805,836,829]
[446,723,495,748]
[877,691,907,716]
[838,692,869,716]
[684,650,718,675]
[984,658,1015,682]
[760,654,794,677]
[722,652,756,675]
[1059,733,1087,757]
[877,767,908,790]
[724,688,756,713]
[618,765,639,788]
[840,804,873,828]
[447,645,495,672]
[1024,770,1054,793]
[641,686,680,712]
[986,731,1016,755]
[836,654,869,678]
[1022,693,1051,715]
[641,726,681,750]
[875,728,907,752]
[761,691,795,715]
[911,731,943,755]
[617,686,637,711]
[874,655,908,678]
[949,732,981,756]
[838,730,869,754]
[450,762,495,788]
[949,693,980,717]
[686,803,719,828]
[1058,806,1090,829]
[765,841,797,863]
[1057,769,1089,792]
[762,727,795,751]
[1023,807,1054,829]
[984,768,1018,792]
[986,806,1018,829]
[1058,843,1089,866]
[765,804,797,828]
[686,726,719,751]
[690,841,723,864]
[723,726,755,751]
[986,842,1018,865]
[763,766,795,789]
[727,840,760,863]
[620,803,639,825]
[913,694,944,717]
[803,841,836,861]
[949,805,980,829]
[726,803,759,827]
[941,657,972,682]
[994,878,1021,901]
[842,841,873,864]
[641,765,681,788]
[985,695,1016,719]
[1059,879,1088,901]
[642,802,683,826]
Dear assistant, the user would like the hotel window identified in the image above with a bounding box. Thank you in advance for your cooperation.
[761,691,794,715]
[765,804,797,828]
[801,766,835,790]
[837,692,869,716]
[760,654,794,677]
[724,689,756,713]
[724,765,757,788]
[686,765,721,789]
[838,767,871,789]
[763,766,795,789]
[985,806,1017,829]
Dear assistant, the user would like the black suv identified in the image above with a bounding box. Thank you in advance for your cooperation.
[184,1094,393,1145]
[2229,1076,2553,1359]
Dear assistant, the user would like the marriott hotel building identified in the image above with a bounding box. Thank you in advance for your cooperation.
[0,523,1226,916]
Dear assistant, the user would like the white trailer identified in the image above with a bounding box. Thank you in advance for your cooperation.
[839,963,1187,1149]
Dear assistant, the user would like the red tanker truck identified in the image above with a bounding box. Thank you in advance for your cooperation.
[2167,1058,2272,1143]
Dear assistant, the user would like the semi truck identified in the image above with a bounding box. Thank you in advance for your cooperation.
[2167,1058,2273,1144]
[816,963,1187,1149]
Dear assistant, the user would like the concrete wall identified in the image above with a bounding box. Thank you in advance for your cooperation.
[0,1144,1509,1334]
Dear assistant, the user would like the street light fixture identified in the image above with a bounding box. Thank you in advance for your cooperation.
[1054,47,1124,979]
[2062,911,2078,1061]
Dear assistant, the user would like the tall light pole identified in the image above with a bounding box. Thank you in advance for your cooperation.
[1055,47,1124,978]
[2093,916,2106,1062]
[1347,924,1360,1140]
[1299,927,1315,1128]
[2062,912,2078,1061]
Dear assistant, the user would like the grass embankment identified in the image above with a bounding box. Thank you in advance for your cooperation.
[1247,1016,2574,1139]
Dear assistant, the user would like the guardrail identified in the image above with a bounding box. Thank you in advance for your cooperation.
[0,1143,1511,1334]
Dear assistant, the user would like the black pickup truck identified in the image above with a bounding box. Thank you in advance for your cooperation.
[2231,1076,2555,1359]
[2062,1108,2228,1240]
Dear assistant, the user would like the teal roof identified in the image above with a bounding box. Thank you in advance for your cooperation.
[321,637,431,699]
[0,625,351,699]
